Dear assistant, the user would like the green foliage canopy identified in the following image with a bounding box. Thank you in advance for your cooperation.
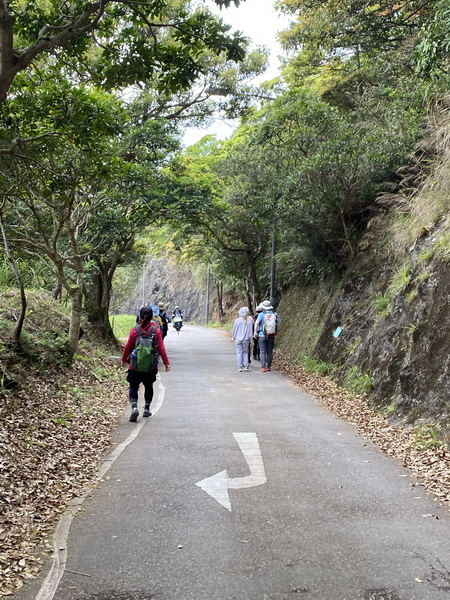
[0,0,248,105]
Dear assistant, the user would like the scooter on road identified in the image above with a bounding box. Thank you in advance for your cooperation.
[173,316,183,333]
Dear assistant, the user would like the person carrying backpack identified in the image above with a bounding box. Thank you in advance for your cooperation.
[150,304,163,330]
[158,302,170,338]
[254,300,281,372]
[135,302,151,323]
[252,305,263,361]
[122,305,170,422]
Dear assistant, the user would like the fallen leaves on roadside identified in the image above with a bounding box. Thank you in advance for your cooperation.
[274,353,450,511]
[0,354,128,595]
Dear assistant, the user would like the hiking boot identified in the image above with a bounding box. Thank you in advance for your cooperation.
[129,407,139,422]
[143,408,152,418]
[266,367,271,371]
[243,366,250,371]
[260,367,267,372]
[238,367,243,372]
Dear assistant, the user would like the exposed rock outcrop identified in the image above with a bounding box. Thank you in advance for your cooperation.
[277,109,450,428]
[119,258,208,323]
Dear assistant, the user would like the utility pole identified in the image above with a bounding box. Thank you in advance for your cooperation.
[142,263,145,306]
[205,265,210,325]
[270,224,277,310]
[270,161,279,310]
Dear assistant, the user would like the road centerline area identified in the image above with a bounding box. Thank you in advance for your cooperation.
[21,325,450,600]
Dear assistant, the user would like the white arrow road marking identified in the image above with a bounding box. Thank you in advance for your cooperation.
[196,469,231,511]
[196,432,266,511]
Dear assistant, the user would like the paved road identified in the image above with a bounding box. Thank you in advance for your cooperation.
[20,325,450,600]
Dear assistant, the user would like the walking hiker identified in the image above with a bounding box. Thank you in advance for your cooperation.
[150,304,163,330]
[122,305,170,422]
[254,300,281,372]
[135,302,150,323]
[252,305,262,361]
[232,307,254,372]
[158,302,170,338]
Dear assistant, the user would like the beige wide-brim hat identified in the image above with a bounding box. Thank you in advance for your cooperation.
[260,300,273,310]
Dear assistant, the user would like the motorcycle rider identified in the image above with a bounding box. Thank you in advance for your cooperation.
[172,305,183,331]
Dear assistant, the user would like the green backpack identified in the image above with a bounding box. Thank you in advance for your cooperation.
[131,324,158,372]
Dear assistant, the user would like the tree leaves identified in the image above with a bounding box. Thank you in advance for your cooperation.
[0,0,249,105]
[214,0,243,8]
[415,0,450,78]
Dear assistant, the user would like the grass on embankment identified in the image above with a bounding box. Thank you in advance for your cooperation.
[110,314,137,341]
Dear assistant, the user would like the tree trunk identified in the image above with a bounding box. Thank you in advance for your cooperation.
[53,281,62,300]
[84,268,115,341]
[0,6,16,105]
[246,252,261,308]
[216,280,224,318]
[0,206,26,345]
[244,278,253,314]
[67,274,84,362]
[83,248,130,342]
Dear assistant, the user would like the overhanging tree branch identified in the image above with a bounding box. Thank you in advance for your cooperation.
[0,133,57,155]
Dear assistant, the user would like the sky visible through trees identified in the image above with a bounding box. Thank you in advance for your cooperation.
[184,0,289,145]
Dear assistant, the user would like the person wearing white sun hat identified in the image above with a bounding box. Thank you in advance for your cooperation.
[253,300,281,372]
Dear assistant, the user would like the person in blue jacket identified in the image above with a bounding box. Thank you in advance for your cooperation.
[254,300,281,372]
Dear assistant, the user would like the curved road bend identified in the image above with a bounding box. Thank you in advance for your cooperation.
[19,325,450,600]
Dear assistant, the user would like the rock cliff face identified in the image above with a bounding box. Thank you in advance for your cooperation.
[120,258,208,323]
[276,139,450,428]
[308,133,450,426]
[276,248,450,428]
[313,253,450,425]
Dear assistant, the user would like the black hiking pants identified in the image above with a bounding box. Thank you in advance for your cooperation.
[126,369,157,405]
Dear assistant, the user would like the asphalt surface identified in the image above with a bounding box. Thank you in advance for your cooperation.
[18,325,450,600]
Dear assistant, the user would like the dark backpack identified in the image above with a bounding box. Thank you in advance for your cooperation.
[263,312,277,336]
[160,311,169,335]
[131,324,158,372]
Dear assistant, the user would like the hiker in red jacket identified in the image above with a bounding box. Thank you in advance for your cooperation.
[122,305,170,422]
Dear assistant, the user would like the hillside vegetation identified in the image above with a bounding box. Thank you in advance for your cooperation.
[0,291,128,596]
[274,103,450,431]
